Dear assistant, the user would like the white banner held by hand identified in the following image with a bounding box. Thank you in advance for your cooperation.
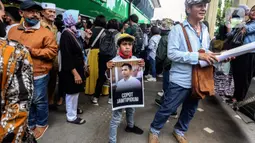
[199,42,255,67]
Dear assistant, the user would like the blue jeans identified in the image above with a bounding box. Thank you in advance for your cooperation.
[28,74,49,128]
[109,108,135,143]
[150,82,199,136]
[149,57,156,78]
[163,70,170,93]
[160,70,170,102]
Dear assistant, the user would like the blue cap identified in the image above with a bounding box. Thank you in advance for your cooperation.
[20,0,43,11]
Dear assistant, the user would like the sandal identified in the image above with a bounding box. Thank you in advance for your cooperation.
[77,108,83,114]
[35,125,49,140]
[67,117,86,125]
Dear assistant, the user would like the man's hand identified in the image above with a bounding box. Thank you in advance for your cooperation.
[107,61,115,69]
[138,59,145,67]
[199,53,219,65]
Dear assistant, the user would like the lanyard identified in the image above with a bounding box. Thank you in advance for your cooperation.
[188,22,203,47]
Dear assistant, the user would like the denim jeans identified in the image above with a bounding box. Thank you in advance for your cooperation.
[163,70,170,93]
[28,74,49,128]
[160,70,170,102]
[150,82,199,136]
[149,57,156,78]
[109,108,135,143]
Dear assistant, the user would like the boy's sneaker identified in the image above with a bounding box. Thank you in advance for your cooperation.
[147,77,157,82]
[157,91,164,97]
[108,98,112,104]
[155,99,162,106]
[145,74,152,79]
[148,132,159,143]
[157,74,163,78]
[91,97,99,106]
[125,125,144,135]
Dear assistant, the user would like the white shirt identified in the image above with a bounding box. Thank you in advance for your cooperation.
[5,23,19,37]
[116,76,141,92]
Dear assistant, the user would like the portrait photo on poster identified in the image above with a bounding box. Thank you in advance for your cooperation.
[110,59,144,111]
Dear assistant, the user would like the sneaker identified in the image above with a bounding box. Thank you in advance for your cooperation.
[170,112,178,119]
[91,97,99,106]
[145,74,152,79]
[147,77,157,82]
[125,125,144,135]
[157,91,164,97]
[173,131,188,143]
[148,132,159,143]
[108,98,112,104]
[155,99,162,106]
[157,74,163,78]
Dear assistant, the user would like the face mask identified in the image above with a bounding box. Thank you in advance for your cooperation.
[25,18,39,26]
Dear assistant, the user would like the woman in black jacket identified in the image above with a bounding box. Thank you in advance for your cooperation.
[59,10,86,124]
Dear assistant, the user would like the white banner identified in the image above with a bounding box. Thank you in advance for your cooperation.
[199,42,255,67]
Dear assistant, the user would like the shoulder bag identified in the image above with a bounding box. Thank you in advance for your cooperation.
[180,24,215,99]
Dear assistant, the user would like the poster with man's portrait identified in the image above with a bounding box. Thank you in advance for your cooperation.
[110,59,144,110]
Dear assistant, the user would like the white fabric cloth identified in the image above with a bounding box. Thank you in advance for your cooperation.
[66,93,79,121]
[34,74,47,80]
[5,23,19,37]
[41,2,56,10]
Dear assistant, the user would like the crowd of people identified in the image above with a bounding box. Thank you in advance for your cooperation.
[0,0,255,143]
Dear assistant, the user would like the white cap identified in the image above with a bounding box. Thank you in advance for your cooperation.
[41,2,56,10]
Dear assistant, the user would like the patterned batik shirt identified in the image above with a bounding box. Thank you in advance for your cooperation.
[0,40,34,143]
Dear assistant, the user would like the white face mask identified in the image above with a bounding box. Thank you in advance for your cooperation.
[231,18,244,28]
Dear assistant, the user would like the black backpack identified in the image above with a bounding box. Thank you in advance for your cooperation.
[99,30,119,58]
[133,26,144,57]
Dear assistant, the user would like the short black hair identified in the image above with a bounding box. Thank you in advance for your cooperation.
[121,63,132,70]
[5,7,22,22]
[151,26,161,35]
[129,14,139,23]
[117,38,134,46]
[94,15,107,28]
[107,19,119,30]
[140,23,147,33]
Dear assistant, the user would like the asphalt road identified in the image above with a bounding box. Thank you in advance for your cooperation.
[39,80,255,143]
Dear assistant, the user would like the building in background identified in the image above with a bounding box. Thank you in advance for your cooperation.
[3,0,161,24]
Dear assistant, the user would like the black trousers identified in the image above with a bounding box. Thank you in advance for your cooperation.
[231,53,255,101]
[94,55,111,98]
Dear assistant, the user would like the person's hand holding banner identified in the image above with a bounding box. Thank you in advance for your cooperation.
[107,60,115,69]
[138,59,145,67]
[199,53,219,65]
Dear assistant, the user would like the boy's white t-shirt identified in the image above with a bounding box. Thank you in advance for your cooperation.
[112,56,138,61]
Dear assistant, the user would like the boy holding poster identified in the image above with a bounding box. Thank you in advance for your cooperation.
[107,33,145,143]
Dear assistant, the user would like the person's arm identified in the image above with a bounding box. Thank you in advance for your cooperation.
[244,23,255,35]
[148,38,156,50]
[29,32,58,60]
[167,26,199,65]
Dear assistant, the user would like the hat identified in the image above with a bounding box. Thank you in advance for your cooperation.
[41,2,56,10]
[117,33,135,45]
[160,18,174,30]
[185,0,211,7]
[5,7,22,22]
[20,1,43,11]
